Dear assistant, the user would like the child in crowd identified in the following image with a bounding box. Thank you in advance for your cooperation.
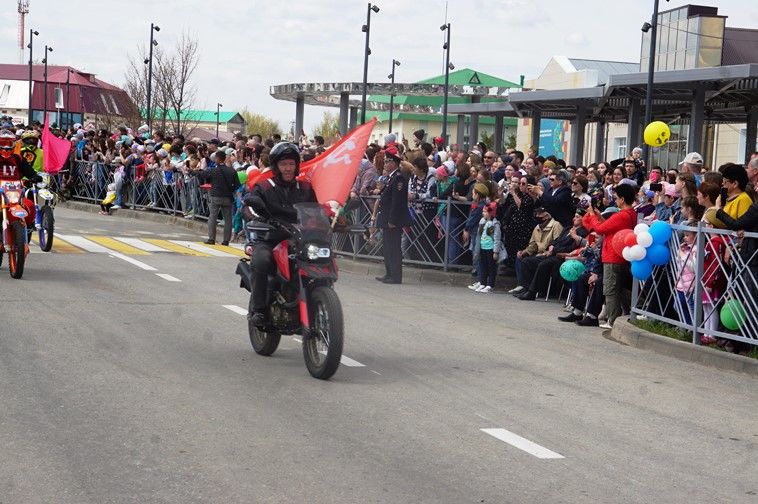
[100,183,116,215]
[470,202,501,293]
[674,223,698,325]
[700,212,729,344]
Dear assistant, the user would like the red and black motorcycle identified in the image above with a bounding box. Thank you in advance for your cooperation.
[236,202,344,380]
[0,179,30,279]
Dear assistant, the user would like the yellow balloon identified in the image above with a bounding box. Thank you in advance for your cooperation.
[644,121,671,147]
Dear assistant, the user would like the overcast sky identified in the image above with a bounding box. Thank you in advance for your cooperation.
[2,0,757,132]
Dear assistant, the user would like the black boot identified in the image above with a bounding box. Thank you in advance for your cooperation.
[576,317,599,327]
[517,290,537,301]
[558,313,582,322]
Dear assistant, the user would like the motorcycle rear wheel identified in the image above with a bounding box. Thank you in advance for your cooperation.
[39,205,54,252]
[248,295,281,355]
[303,286,344,380]
[9,221,26,279]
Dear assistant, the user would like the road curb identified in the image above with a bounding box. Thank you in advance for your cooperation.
[609,318,758,377]
[59,200,218,235]
[335,256,473,287]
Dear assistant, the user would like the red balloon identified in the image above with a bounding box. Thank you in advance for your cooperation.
[612,229,634,256]
[624,232,638,248]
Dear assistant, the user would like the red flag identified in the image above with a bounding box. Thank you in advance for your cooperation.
[299,118,376,205]
[42,117,72,174]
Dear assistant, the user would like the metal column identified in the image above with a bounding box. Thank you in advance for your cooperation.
[338,92,349,136]
[627,99,641,154]
[687,86,706,155]
[469,96,481,149]
[530,110,541,152]
[456,114,465,150]
[744,106,758,164]
[349,107,357,130]
[594,119,606,163]
[570,105,587,166]
[294,95,304,140]
[494,113,504,152]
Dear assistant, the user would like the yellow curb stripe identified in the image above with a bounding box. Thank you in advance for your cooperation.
[141,238,210,257]
[86,236,151,255]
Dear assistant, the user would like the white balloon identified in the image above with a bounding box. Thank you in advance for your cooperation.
[629,244,647,261]
[634,223,650,235]
[622,246,634,262]
[637,231,654,248]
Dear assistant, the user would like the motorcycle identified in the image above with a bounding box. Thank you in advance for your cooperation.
[24,174,55,252]
[236,202,344,380]
[0,180,31,279]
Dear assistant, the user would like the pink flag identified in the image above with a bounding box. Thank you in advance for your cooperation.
[42,117,72,174]
[298,118,377,205]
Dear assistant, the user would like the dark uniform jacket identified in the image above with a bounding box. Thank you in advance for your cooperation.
[243,175,316,243]
[376,169,412,229]
[197,164,240,199]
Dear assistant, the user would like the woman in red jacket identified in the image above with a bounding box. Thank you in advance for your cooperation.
[582,183,638,328]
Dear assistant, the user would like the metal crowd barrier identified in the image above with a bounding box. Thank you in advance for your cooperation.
[69,160,212,221]
[631,221,758,347]
[333,195,475,271]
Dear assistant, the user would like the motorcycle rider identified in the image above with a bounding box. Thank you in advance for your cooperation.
[242,141,316,328]
[18,130,44,173]
[0,130,42,229]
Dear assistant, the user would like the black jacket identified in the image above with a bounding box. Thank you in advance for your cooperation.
[538,185,575,228]
[376,169,412,229]
[717,203,758,268]
[243,176,316,225]
[197,164,240,199]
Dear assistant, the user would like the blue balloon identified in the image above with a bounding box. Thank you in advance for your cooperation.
[649,220,672,245]
[631,258,653,280]
[647,244,670,266]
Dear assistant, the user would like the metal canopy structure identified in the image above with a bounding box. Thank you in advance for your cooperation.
[448,63,758,165]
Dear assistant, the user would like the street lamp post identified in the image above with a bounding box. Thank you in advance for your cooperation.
[387,59,400,134]
[43,45,53,125]
[145,23,160,134]
[440,23,452,149]
[26,29,38,125]
[216,102,223,140]
[65,68,71,130]
[360,3,380,124]
[640,0,667,169]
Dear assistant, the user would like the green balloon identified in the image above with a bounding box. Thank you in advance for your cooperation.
[720,299,747,331]
[237,170,247,184]
[560,259,585,282]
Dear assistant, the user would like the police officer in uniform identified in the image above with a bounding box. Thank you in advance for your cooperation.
[376,145,411,284]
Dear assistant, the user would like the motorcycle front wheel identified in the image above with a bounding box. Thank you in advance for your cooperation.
[39,205,54,252]
[248,295,281,356]
[303,286,344,380]
[9,221,26,279]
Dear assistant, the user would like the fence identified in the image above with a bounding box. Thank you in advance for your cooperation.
[333,195,476,272]
[631,221,758,347]
[66,160,211,221]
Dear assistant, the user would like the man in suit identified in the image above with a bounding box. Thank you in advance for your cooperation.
[197,150,240,245]
[376,145,411,284]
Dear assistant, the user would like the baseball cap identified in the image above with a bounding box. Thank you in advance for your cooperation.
[664,184,679,197]
[679,152,703,166]
[600,206,619,218]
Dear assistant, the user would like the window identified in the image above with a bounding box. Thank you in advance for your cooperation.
[0,84,10,106]
[613,137,627,159]
[54,87,64,109]
[738,128,758,163]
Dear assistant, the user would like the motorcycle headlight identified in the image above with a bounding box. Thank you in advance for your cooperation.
[6,191,20,204]
[306,243,330,260]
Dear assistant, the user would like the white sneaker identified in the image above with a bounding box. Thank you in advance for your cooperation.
[476,285,492,293]
[111,205,121,210]
[599,322,613,329]
[508,286,524,294]
[468,282,481,291]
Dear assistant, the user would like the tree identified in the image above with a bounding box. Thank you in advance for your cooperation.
[240,108,281,137]
[313,111,339,143]
[123,31,199,136]
[480,130,495,151]
[506,132,517,149]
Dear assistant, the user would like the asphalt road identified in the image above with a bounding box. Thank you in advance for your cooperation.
[1,208,756,504]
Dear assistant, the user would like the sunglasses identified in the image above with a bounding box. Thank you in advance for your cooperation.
[549,177,556,181]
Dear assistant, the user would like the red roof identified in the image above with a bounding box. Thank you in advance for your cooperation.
[0,64,120,90]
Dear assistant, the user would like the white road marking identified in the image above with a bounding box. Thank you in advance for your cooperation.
[56,234,112,253]
[135,231,155,235]
[113,237,169,252]
[480,428,565,459]
[169,240,237,257]
[370,370,381,375]
[292,337,302,343]
[228,242,246,251]
[338,355,366,367]
[108,252,158,271]
[223,305,248,316]
[156,273,181,282]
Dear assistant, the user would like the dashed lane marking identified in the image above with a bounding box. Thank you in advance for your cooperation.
[108,252,158,272]
[480,428,565,459]
[223,305,248,316]
[156,273,182,282]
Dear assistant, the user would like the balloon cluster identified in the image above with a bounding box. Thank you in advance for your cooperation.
[238,166,260,185]
[612,221,673,280]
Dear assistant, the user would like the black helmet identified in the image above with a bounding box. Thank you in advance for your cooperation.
[269,141,301,176]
